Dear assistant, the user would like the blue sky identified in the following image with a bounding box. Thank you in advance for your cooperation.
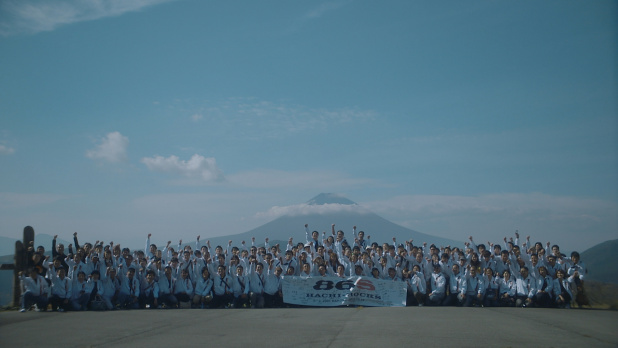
[0,0,616,252]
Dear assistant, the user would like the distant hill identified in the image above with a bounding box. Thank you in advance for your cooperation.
[1,195,460,255]
[0,234,72,257]
[0,271,12,307]
[581,239,618,284]
[204,193,461,249]
[0,236,19,257]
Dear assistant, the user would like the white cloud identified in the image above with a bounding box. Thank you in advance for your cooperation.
[304,0,351,19]
[141,154,224,183]
[86,131,129,163]
[191,113,203,122]
[281,0,352,34]
[255,203,369,220]
[0,144,15,155]
[0,0,176,36]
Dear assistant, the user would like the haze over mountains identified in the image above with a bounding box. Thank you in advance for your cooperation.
[0,234,72,257]
[0,193,463,305]
[0,193,462,256]
[1,194,616,306]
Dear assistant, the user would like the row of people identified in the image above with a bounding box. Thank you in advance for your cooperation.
[20,260,285,311]
[19,225,588,311]
[19,258,580,311]
[31,227,582,283]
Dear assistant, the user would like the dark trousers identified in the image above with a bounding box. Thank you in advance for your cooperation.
[407,290,426,306]
[159,293,178,308]
[175,292,191,302]
[263,292,283,308]
[515,295,532,307]
[483,292,498,307]
[139,292,157,308]
[233,294,250,308]
[555,291,571,307]
[463,294,483,307]
[534,292,551,308]
[499,294,515,307]
[250,292,264,308]
[212,293,233,308]
[117,293,139,309]
[442,293,460,306]
[22,292,48,310]
[71,293,90,311]
[49,295,71,311]
[426,292,444,306]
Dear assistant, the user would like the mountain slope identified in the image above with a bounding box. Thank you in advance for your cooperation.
[581,239,618,284]
[306,193,357,205]
[205,193,461,249]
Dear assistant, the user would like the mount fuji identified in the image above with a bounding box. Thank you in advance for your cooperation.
[205,193,462,249]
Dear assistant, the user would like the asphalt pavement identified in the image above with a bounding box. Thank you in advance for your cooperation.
[1,307,616,347]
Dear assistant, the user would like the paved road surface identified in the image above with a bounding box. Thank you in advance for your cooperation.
[1,307,617,347]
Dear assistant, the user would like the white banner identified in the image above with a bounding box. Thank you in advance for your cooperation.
[282,276,407,307]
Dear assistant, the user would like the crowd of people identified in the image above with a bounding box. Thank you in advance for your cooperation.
[19,224,589,312]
